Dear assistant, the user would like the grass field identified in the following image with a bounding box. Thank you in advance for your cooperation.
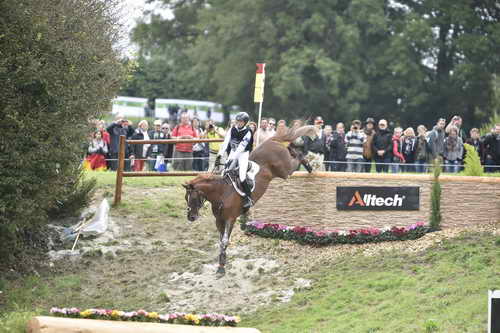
[0,171,499,333]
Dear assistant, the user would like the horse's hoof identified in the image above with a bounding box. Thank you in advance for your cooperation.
[216,266,225,277]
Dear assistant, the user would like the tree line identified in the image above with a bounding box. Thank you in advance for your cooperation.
[123,0,500,131]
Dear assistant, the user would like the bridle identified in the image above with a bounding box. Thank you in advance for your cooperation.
[186,187,206,215]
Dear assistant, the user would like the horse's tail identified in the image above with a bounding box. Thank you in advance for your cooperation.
[271,125,317,143]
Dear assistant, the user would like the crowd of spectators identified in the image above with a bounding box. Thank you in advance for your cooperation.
[84,112,500,174]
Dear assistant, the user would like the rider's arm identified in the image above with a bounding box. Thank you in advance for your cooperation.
[234,131,252,154]
[218,128,232,156]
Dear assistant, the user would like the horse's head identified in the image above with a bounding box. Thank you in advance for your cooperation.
[182,183,206,222]
[288,145,313,173]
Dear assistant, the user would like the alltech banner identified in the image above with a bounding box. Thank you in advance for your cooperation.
[337,186,420,211]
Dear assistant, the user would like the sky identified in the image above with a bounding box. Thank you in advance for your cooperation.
[120,0,173,56]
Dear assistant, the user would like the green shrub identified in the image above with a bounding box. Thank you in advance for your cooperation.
[429,158,442,231]
[0,0,124,269]
[463,144,484,176]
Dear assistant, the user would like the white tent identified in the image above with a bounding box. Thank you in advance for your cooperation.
[112,96,148,117]
[155,99,224,122]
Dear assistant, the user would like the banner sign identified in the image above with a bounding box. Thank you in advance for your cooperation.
[336,186,420,211]
[254,63,266,103]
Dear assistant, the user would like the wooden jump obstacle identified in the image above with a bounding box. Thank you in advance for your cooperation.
[113,135,224,205]
[114,134,500,206]
[27,316,261,333]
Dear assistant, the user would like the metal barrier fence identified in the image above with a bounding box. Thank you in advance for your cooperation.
[113,135,223,205]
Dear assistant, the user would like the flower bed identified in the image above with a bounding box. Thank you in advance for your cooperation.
[50,307,240,327]
[241,220,429,246]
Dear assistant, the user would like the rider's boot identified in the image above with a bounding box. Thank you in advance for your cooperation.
[241,180,254,209]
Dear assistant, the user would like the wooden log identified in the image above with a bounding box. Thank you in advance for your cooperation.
[27,316,261,333]
[113,135,126,205]
[290,171,500,183]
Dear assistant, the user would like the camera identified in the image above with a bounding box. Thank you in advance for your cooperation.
[353,126,359,130]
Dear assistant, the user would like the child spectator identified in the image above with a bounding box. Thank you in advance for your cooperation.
[84,131,108,171]
[391,127,405,173]
[401,127,417,172]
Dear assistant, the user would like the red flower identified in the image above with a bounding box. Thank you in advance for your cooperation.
[292,226,307,235]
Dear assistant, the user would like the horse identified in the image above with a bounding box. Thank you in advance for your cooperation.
[182,125,316,276]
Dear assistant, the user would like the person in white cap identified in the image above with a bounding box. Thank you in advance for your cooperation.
[216,112,255,208]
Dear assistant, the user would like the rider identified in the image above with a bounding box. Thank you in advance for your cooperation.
[215,112,255,209]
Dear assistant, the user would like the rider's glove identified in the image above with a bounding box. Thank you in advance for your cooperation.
[225,159,233,169]
[215,155,222,166]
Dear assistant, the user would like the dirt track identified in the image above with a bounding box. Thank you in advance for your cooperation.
[48,186,500,314]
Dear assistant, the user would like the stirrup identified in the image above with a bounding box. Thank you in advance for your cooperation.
[243,196,253,209]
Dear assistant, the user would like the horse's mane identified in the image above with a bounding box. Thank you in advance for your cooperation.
[271,125,317,143]
[186,174,224,186]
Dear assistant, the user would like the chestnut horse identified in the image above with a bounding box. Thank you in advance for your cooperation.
[182,125,316,276]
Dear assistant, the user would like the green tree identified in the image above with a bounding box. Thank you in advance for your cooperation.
[0,0,123,267]
[130,0,500,128]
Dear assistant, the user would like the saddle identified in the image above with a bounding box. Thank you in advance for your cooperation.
[223,161,260,197]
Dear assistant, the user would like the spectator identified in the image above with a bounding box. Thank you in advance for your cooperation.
[427,118,446,162]
[256,118,273,145]
[401,127,417,172]
[161,123,174,170]
[304,117,326,170]
[275,120,289,146]
[268,118,276,135]
[372,119,392,172]
[313,116,324,136]
[415,125,430,173]
[171,112,198,171]
[445,115,466,139]
[330,122,347,172]
[483,123,500,172]
[362,118,376,172]
[192,118,205,171]
[149,119,168,171]
[84,131,108,171]
[206,121,225,169]
[345,120,366,172]
[465,128,485,165]
[443,126,464,173]
[96,120,110,146]
[106,114,131,171]
[323,125,334,171]
[391,127,405,173]
[130,120,151,172]
[248,121,257,133]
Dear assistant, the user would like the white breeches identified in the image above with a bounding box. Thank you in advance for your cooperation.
[228,150,249,182]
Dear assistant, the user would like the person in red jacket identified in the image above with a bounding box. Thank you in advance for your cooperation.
[391,127,405,173]
[171,112,198,171]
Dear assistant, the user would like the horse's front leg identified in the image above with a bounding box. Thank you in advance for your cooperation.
[216,219,235,276]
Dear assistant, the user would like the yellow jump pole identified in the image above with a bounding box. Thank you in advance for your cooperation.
[254,63,266,145]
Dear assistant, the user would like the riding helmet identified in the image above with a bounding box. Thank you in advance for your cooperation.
[235,112,250,125]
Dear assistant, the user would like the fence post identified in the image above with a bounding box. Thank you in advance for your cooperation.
[113,135,126,206]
